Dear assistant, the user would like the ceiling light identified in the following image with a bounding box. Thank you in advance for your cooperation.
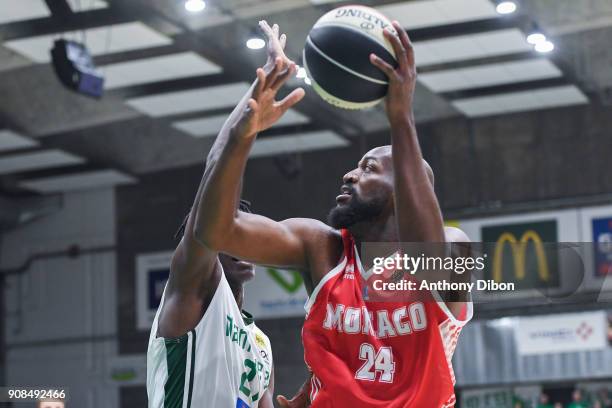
[496,1,517,15]
[534,40,555,53]
[527,32,546,45]
[185,0,206,13]
[246,37,265,50]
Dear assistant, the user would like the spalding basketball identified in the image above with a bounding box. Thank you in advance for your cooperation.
[303,5,398,110]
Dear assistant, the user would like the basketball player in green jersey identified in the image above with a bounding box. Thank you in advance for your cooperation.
[146,22,305,408]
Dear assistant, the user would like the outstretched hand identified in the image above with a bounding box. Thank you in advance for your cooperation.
[369,20,417,123]
[233,57,305,139]
[259,20,292,71]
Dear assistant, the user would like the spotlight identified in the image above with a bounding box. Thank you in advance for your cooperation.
[246,37,265,50]
[185,0,206,13]
[534,40,555,53]
[527,32,546,45]
[496,1,517,14]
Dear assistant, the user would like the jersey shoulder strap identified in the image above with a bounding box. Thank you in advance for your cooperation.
[340,228,356,260]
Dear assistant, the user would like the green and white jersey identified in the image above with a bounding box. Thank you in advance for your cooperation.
[147,270,273,408]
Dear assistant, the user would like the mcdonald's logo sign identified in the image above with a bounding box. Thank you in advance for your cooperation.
[482,220,559,290]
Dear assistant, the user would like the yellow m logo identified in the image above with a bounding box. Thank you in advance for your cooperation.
[493,230,549,283]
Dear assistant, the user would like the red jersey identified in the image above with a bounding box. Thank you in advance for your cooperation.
[302,230,472,408]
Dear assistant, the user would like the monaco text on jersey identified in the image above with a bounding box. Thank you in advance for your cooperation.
[322,302,428,338]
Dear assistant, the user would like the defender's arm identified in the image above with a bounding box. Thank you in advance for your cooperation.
[159,23,297,338]
[192,24,323,270]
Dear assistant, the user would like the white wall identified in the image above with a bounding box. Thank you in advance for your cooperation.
[2,188,118,408]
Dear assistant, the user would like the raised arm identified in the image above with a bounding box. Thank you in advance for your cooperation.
[158,24,305,338]
[370,22,445,243]
[192,23,322,269]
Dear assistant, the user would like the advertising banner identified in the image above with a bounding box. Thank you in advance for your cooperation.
[593,217,612,277]
[135,251,172,330]
[481,220,559,290]
[515,311,607,355]
[136,252,308,328]
[244,266,308,319]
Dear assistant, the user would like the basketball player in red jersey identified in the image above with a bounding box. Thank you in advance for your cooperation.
[195,20,472,407]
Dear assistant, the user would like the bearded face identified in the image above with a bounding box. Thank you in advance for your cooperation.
[328,183,387,229]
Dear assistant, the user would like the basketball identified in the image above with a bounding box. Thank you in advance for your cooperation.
[303,5,398,110]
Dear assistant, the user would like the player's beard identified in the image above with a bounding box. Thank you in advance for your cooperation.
[328,191,385,229]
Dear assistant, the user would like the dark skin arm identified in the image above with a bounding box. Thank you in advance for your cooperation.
[370,22,445,244]
[371,23,470,317]
[192,23,336,280]
[157,206,220,338]
[157,23,300,338]
[193,58,312,268]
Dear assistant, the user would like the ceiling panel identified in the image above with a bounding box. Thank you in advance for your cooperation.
[414,29,532,66]
[66,0,108,11]
[0,150,84,174]
[4,22,172,63]
[173,109,310,137]
[0,130,39,152]
[126,82,251,117]
[0,0,50,24]
[533,86,590,107]
[452,85,589,117]
[250,130,348,158]
[183,5,234,30]
[20,169,135,193]
[377,0,497,30]
[102,52,222,90]
[419,59,563,92]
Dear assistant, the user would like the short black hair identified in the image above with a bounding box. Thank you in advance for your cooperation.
[174,199,252,240]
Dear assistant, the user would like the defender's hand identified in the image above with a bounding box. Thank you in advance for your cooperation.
[233,58,305,139]
[276,372,312,408]
[259,21,292,70]
[369,21,417,124]
[277,394,310,408]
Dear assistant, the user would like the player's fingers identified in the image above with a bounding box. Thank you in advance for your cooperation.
[264,57,283,90]
[272,23,280,38]
[238,98,258,130]
[393,21,414,68]
[370,53,396,79]
[383,28,406,72]
[277,87,305,112]
[392,21,410,50]
[271,63,296,92]
[259,20,273,38]
[253,68,266,99]
[280,33,287,49]
[246,98,258,113]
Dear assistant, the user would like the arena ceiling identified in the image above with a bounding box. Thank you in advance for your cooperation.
[1,0,612,195]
